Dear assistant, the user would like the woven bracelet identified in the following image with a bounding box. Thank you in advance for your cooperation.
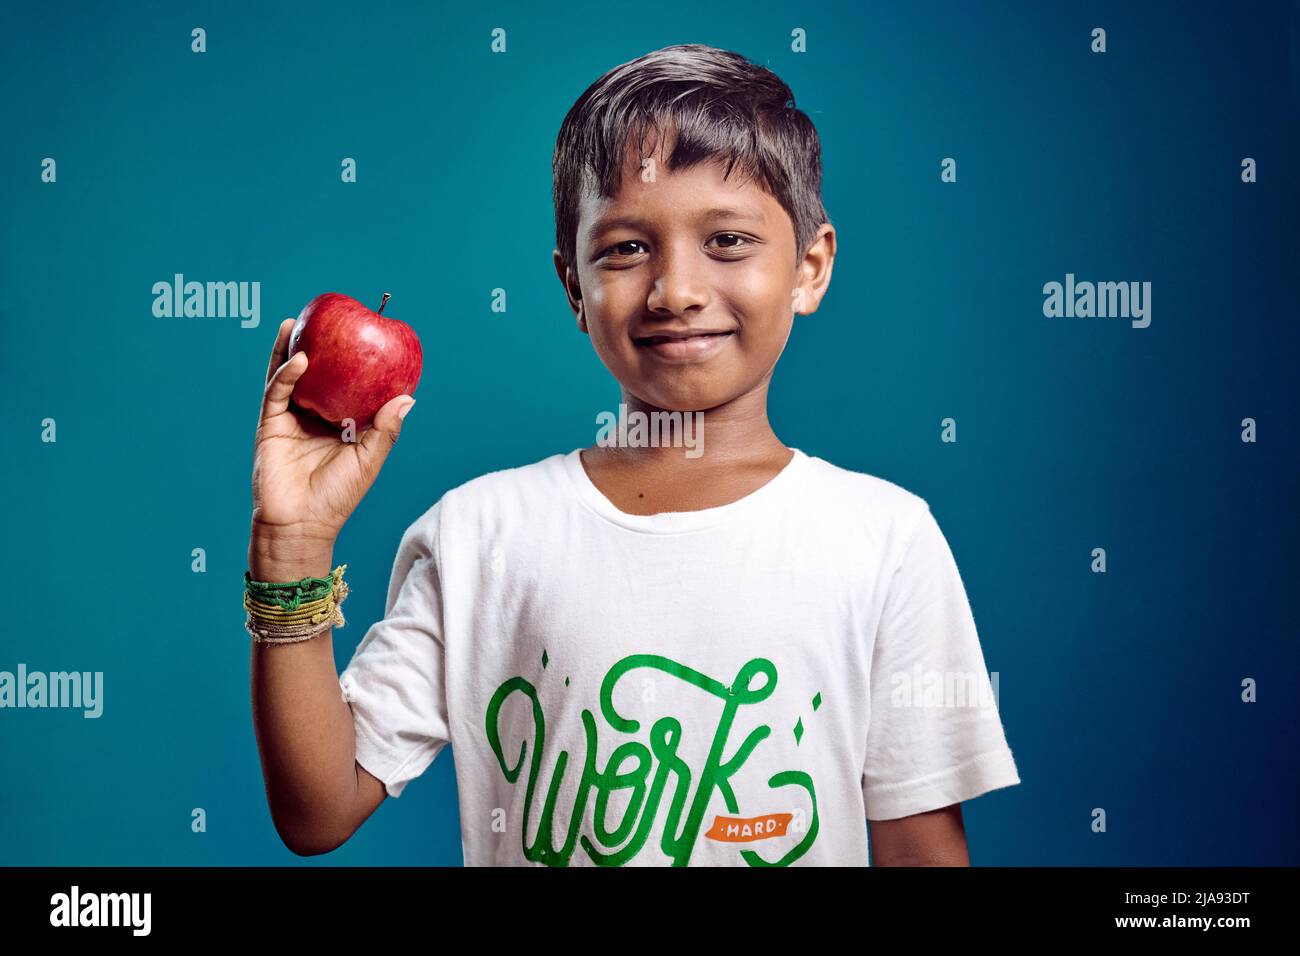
[243,567,339,611]
[245,564,349,644]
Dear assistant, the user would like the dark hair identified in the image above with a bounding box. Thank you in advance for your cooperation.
[552,43,830,270]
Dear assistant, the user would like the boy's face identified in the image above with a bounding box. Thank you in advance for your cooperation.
[554,134,834,413]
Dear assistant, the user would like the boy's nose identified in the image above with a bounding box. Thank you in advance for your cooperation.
[646,256,710,315]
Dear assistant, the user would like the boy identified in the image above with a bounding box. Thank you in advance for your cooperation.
[248,44,1020,866]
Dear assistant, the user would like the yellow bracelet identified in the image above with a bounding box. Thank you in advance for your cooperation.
[244,591,341,624]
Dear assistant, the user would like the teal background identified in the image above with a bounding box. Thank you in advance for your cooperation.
[1,0,1297,865]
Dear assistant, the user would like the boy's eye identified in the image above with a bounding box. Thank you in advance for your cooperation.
[603,240,647,258]
[709,233,751,251]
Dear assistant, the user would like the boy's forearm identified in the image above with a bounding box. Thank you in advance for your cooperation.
[248,537,359,855]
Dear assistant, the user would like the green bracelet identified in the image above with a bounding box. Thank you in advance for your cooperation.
[243,570,337,612]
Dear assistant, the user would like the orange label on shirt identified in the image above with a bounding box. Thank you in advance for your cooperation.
[705,812,792,842]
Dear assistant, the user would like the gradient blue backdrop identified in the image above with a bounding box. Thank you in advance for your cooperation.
[1,0,1297,865]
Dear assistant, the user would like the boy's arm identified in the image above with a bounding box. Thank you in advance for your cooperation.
[868,804,970,866]
[247,318,415,856]
[248,541,389,856]
[861,504,1021,858]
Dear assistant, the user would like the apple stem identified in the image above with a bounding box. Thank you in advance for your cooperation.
[378,292,391,315]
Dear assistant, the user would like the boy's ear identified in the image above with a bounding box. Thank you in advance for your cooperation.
[553,248,588,334]
[793,223,837,317]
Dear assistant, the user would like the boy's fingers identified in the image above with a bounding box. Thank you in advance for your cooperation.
[261,351,308,422]
[357,395,415,475]
[265,318,297,385]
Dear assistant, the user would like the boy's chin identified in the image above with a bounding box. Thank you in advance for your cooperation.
[620,382,747,415]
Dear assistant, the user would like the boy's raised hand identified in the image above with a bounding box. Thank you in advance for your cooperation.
[250,318,415,552]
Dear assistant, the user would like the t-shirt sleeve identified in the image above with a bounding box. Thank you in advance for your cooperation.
[337,502,450,799]
[861,502,1021,820]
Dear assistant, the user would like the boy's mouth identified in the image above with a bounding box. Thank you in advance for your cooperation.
[632,328,736,361]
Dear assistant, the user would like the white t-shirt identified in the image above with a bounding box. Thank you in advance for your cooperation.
[337,447,1020,866]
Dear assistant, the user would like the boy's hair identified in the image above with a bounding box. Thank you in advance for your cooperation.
[552,43,830,271]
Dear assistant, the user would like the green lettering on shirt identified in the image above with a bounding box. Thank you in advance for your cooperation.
[484,654,819,867]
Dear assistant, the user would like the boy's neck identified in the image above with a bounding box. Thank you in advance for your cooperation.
[579,387,794,514]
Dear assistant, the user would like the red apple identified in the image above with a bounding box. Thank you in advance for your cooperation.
[286,292,422,429]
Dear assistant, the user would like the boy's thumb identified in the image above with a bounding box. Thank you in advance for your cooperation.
[358,395,415,468]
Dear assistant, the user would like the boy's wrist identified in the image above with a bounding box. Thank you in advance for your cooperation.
[249,522,337,581]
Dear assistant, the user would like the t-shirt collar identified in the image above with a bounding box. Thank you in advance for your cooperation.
[561,446,810,534]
